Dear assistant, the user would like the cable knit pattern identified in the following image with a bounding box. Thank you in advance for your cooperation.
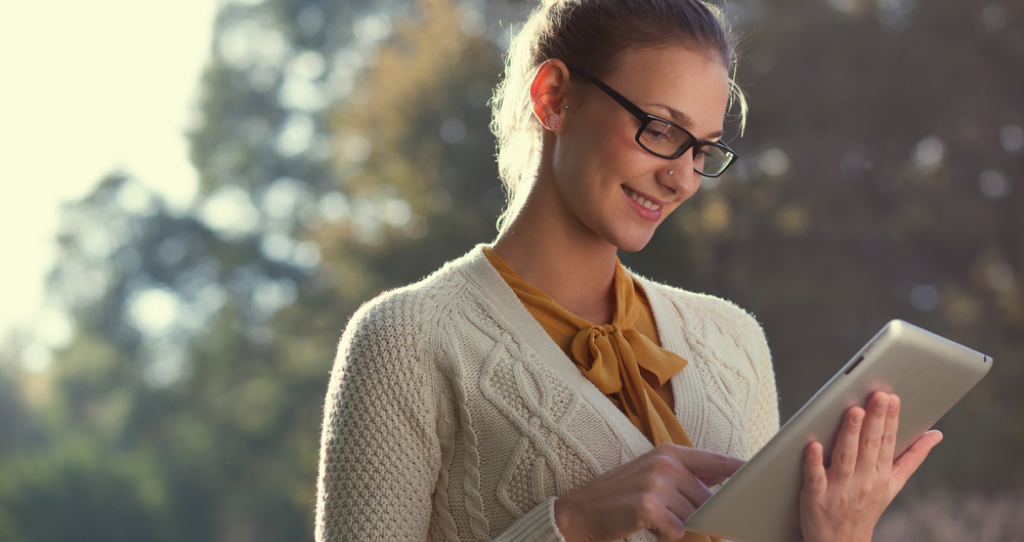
[315,245,780,542]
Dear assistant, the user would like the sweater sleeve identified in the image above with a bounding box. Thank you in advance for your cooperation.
[315,294,443,541]
[742,315,780,455]
[315,292,567,542]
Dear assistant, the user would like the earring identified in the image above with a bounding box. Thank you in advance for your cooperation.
[563,105,569,109]
[545,114,562,131]
[669,170,674,175]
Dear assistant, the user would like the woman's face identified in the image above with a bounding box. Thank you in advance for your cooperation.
[549,45,731,252]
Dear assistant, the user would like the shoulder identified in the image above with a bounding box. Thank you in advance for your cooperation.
[337,246,500,361]
[341,259,467,348]
[636,275,767,347]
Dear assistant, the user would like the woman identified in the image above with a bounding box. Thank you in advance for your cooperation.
[314,0,943,541]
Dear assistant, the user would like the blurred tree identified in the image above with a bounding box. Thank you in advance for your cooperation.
[0,0,516,539]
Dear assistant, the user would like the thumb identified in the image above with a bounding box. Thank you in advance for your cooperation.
[891,430,943,493]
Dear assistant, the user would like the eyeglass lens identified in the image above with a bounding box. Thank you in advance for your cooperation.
[639,119,733,176]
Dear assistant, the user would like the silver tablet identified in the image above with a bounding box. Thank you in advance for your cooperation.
[683,319,992,542]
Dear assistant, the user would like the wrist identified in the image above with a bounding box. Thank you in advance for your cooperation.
[553,495,588,542]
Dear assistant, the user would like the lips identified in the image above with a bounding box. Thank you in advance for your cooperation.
[624,187,662,210]
[623,186,664,222]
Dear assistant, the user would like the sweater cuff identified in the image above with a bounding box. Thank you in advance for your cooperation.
[491,497,567,542]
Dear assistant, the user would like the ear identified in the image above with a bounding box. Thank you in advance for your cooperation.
[530,59,571,131]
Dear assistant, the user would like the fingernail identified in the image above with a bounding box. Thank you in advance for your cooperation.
[851,413,864,426]
[811,446,821,458]
[888,400,898,412]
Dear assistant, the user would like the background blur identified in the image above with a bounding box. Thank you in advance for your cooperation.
[1,0,1022,540]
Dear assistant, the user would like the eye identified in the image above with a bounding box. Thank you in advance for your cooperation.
[641,124,670,142]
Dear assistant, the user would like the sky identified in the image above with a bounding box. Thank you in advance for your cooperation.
[0,1,221,349]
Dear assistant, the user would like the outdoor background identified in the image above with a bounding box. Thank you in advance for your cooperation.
[1,0,1022,540]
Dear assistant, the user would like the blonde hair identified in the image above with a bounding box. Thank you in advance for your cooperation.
[489,0,746,232]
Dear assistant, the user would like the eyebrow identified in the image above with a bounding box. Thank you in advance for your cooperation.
[649,103,724,140]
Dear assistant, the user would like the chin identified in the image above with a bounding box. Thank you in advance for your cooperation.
[606,227,656,253]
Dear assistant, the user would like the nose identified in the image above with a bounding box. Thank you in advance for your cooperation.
[661,149,699,198]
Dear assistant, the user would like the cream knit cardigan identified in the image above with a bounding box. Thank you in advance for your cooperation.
[315,245,780,542]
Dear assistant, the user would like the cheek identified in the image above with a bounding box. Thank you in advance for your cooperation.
[553,113,652,205]
[582,121,649,181]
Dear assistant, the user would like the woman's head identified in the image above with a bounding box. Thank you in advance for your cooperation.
[490,0,745,233]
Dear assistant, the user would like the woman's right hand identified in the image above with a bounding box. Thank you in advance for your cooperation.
[553,443,745,542]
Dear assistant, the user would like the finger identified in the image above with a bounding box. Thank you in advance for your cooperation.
[670,466,714,510]
[643,450,713,511]
[830,406,865,483]
[801,441,828,499]
[891,430,943,493]
[877,394,900,471]
[669,446,746,479]
[856,391,891,471]
[646,496,692,542]
[662,488,700,522]
[696,474,729,487]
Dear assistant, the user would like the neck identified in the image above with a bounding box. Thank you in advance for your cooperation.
[492,175,619,324]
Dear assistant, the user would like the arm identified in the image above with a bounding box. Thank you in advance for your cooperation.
[315,300,442,542]
[314,296,572,542]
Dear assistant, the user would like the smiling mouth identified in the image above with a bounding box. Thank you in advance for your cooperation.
[623,187,662,211]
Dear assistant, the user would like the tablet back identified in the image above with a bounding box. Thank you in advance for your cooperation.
[682,319,991,542]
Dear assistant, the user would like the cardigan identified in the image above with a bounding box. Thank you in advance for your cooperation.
[315,245,780,542]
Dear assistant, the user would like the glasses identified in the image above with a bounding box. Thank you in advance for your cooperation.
[566,64,738,178]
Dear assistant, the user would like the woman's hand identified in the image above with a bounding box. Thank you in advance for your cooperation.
[553,443,745,542]
[799,391,944,542]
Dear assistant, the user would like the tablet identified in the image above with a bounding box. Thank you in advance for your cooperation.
[682,319,992,542]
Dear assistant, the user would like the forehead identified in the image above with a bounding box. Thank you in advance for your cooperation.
[598,46,731,133]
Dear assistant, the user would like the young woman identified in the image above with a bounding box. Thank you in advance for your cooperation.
[314,1,943,541]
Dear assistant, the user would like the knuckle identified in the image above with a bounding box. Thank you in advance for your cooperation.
[838,451,857,469]
[834,493,851,509]
[637,493,662,518]
[643,473,670,494]
[648,454,679,476]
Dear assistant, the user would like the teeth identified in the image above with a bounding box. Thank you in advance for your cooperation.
[626,188,661,211]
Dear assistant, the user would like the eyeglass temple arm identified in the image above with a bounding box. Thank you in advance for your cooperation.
[566,64,649,121]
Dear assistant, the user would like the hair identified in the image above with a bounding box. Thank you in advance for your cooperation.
[489,0,746,232]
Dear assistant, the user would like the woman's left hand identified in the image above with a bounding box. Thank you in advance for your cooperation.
[799,391,944,542]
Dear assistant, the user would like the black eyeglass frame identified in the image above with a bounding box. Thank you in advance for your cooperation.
[565,64,738,178]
